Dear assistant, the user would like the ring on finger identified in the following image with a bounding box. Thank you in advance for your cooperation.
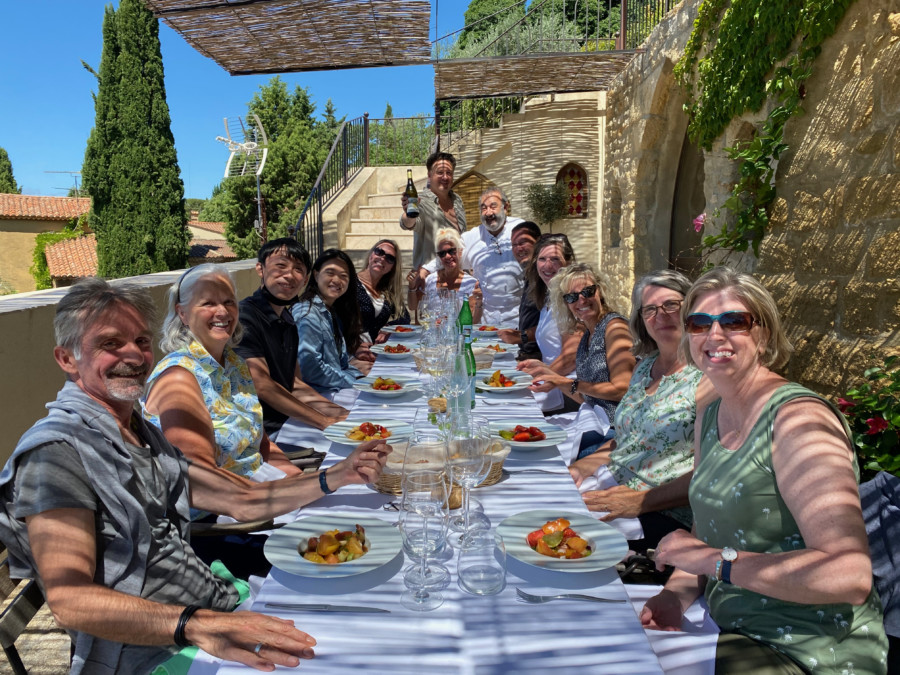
[253,642,264,655]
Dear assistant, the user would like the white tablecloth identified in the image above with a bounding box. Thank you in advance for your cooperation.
[190,349,715,674]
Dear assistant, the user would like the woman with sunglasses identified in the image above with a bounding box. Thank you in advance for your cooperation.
[516,234,582,413]
[643,267,886,673]
[409,228,483,322]
[292,249,372,394]
[356,239,409,344]
[570,269,714,551]
[522,263,635,434]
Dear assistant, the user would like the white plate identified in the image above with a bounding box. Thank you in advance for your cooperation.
[265,514,402,579]
[497,510,628,573]
[475,368,531,393]
[474,342,517,358]
[322,419,414,445]
[370,343,413,359]
[381,325,422,339]
[352,375,422,398]
[473,327,499,338]
[489,418,567,449]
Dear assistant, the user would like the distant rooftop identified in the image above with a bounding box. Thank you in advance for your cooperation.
[0,194,91,221]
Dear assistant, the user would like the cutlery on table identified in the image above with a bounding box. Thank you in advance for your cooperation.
[265,602,390,613]
[515,588,625,604]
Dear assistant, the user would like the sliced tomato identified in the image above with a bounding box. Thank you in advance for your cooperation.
[359,422,376,435]
[526,529,544,548]
[513,432,532,442]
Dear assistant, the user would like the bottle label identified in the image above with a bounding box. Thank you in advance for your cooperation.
[406,198,419,217]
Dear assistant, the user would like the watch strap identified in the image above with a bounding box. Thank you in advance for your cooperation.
[721,559,733,584]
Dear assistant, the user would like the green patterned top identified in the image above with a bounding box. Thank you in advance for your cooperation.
[691,383,887,674]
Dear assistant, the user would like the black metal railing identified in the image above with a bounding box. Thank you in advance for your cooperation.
[292,114,434,258]
[625,0,674,49]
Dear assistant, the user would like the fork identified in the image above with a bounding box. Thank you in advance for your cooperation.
[515,588,625,604]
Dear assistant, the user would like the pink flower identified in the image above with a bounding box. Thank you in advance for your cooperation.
[836,397,856,413]
[692,213,706,233]
[864,416,889,435]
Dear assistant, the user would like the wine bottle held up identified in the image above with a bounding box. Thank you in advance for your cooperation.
[405,169,420,218]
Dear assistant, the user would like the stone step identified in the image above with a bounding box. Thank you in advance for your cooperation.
[358,205,403,220]
[367,192,403,207]
[344,232,414,260]
[347,219,407,236]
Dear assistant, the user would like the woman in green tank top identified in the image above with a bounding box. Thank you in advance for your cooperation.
[641,268,887,674]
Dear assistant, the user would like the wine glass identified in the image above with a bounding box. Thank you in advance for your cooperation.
[399,469,449,611]
[401,429,451,590]
[446,414,493,546]
[444,340,470,414]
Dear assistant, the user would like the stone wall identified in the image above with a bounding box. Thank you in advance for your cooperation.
[602,0,899,396]
[755,1,900,395]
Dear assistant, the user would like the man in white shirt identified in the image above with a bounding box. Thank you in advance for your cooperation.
[459,187,524,326]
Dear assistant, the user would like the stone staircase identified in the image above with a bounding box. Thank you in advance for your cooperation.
[339,173,425,272]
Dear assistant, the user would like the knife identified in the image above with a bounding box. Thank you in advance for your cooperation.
[265,602,390,614]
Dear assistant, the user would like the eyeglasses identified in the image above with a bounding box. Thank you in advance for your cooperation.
[436,247,457,258]
[684,311,758,334]
[640,299,683,320]
[372,247,396,265]
[563,285,597,304]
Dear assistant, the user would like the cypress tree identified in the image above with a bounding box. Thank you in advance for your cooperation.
[0,147,20,194]
[82,0,189,277]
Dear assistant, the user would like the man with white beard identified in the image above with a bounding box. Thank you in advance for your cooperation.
[458,187,525,326]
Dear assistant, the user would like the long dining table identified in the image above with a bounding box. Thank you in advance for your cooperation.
[192,335,670,674]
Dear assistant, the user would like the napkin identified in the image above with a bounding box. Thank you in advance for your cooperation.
[547,402,611,466]
[578,466,644,541]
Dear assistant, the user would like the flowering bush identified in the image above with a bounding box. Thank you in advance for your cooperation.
[837,355,900,481]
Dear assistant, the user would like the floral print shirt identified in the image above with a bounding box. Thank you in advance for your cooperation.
[607,354,702,526]
[142,340,264,480]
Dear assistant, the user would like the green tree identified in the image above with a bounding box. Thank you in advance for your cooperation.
[213,77,331,258]
[458,0,525,50]
[81,0,189,277]
[30,217,88,290]
[0,146,20,194]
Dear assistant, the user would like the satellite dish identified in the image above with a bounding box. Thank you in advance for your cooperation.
[216,114,269,178]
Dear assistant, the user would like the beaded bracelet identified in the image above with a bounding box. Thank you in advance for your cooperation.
[174,605,201,647]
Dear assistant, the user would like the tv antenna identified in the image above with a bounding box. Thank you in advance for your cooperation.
[45,171,82,197]
[216,114,269,242]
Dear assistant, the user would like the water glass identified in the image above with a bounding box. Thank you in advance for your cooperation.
[399,469,449,610]
[457,531,506,596]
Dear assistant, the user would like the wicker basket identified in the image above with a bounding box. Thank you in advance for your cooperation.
[476,441,511,487]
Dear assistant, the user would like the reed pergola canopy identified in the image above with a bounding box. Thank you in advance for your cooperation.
[142,0,433,75]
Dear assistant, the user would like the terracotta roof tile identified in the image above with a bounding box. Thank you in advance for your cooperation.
[189,220,226,235]
[45,234,99,279]
[44,235,237,281]
[0,194,91,221]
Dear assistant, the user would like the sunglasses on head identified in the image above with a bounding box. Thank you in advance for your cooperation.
[436,247,458,258]
[685,311,757,334]
[372,247,396,265]
[563,285,597,304]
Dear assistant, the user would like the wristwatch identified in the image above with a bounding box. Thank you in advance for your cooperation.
[719,547,738,584]
[570,379,579,395]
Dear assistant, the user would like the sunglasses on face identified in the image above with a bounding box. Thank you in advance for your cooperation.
[684,311,757,334]
[563,285,598,304]
[436,247,458,258]
[640,298,683,320]
[372,247,396,265]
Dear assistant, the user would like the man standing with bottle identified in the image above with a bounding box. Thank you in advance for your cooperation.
[399,152,466,298]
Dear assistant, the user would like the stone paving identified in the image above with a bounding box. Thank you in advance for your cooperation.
[0,604,69,675]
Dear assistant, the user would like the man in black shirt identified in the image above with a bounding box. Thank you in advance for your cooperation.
[498,221,542,360]
[235,238,348,436]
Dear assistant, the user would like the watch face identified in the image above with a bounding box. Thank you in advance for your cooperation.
[722,547,738,562]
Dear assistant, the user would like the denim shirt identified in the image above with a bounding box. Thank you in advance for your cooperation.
[291,295,362,394]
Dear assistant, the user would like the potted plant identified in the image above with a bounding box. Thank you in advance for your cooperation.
[525,182,568,233]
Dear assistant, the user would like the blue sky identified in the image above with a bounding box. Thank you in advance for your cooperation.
[1,1,469,200]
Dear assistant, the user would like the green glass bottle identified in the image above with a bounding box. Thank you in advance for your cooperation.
[463,327,477,409]
[457,294,473,334]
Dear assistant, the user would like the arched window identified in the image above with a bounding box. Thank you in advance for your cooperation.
[556,163,589,218]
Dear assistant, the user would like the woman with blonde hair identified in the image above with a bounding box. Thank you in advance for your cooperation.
[408,228,483,322]
[356,238,408,343]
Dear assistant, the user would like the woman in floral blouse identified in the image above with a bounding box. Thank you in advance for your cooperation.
[567,269,714,550]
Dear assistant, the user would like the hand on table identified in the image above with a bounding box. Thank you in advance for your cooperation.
[354,345,376,363]
[568,464,587,488]
[331,439,392,486]
[375,331,389,344]
[188,609,316,670]
[639,589,686,632]
[582,485,644,520]
[497,329,521,345]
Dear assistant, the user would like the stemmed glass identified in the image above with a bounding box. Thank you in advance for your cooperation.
[443,339,470,414]
[400,428,451,593]
[399,470,449,611]
[446,414,493,546]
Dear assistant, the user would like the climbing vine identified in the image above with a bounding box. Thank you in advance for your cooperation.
[674,0,856,256]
